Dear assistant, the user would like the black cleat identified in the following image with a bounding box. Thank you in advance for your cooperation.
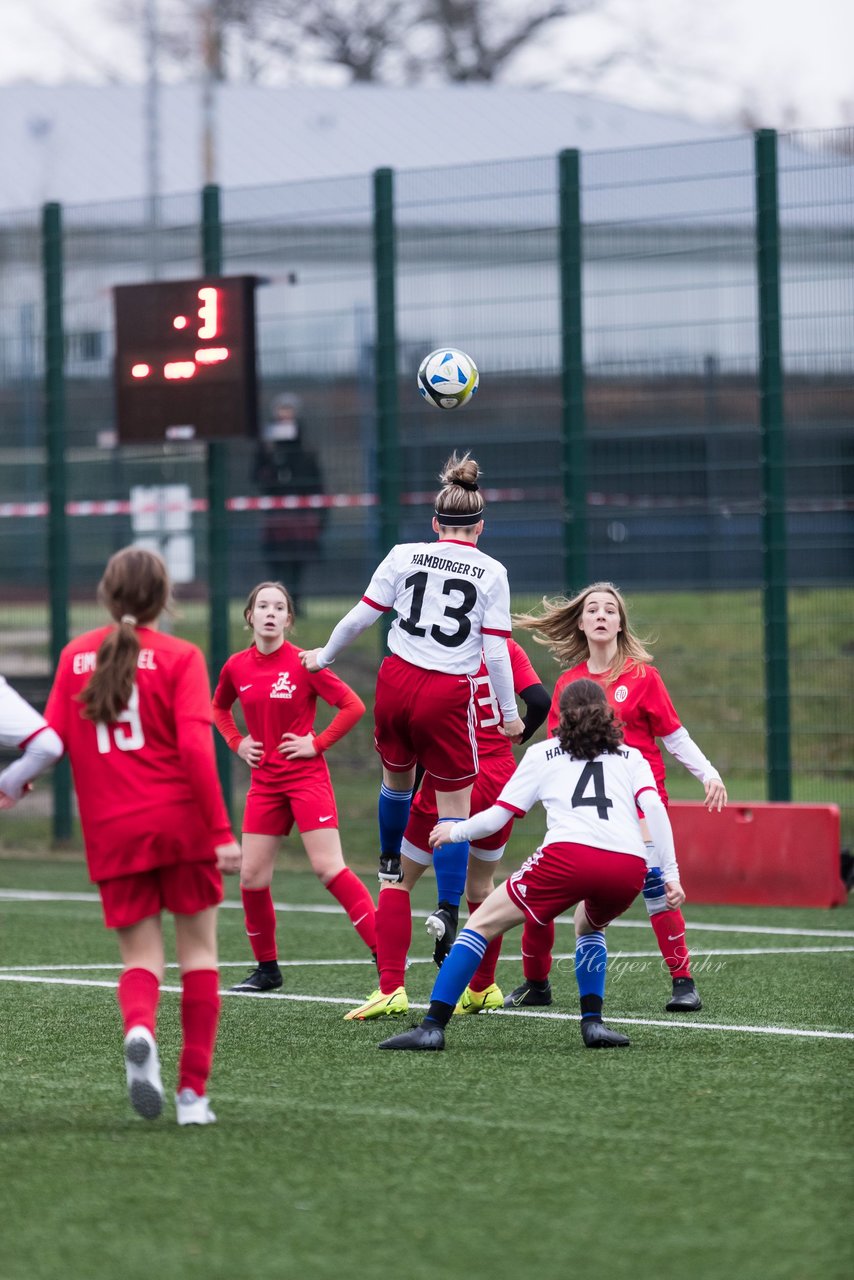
[378,854,403,884]
[666,978,703,1012]
[229,965,283,994]
[581,1019,630,1048]
[425,905,458,968]
[503,980,553,1009]
[378,1022,445,1051]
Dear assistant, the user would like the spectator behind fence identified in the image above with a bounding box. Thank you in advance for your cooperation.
[252,395,326,615]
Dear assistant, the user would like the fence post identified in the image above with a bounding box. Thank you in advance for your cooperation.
[42,201,72,841]
[558,149,587,592]
[373,167,399,651]
[754,128,792,801]
[201,183,232,813]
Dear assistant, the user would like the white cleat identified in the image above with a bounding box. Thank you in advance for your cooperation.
[123,1026,164,1120]
[175,1087,217,1126]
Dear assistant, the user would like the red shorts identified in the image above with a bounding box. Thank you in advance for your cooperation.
[374,655,478,790]
[99,861,223,929]
[504,842,646,930]
[243,768,338,838]
[403,750,516,855]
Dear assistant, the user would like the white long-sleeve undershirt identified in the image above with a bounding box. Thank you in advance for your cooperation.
[662,726,720,785]
[481,632,519,724]
[316,599,382,668]
[637,790,679,882]
[0,727,64,800]
[447,791,680,884]
[447,805,508,845]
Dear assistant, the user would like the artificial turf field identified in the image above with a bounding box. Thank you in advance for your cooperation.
[1,856,851,1280]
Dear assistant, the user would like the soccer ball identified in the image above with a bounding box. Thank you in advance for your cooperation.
[417,348,479,410]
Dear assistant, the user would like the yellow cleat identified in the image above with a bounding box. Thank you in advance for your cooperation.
[344,986,409,1021]
[454,983,504,1015]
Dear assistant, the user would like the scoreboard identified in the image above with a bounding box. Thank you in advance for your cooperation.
[113,275,258,442]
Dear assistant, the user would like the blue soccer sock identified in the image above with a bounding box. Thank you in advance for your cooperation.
[424,928,487,1027]
[433,821,469,908]
[378,783,413,855]
[575,930,607,1020]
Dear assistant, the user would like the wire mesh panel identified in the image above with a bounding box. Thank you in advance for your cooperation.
[0,131,850,849]
[395,155,563,586]
[221,176,377,602]
[777,127,854,828]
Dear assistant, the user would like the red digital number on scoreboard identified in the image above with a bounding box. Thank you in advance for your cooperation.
[113,275,258,443]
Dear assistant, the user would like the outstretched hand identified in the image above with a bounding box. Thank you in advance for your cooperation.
[429,821,457,849]
[0,790,17,811]
[498,716,525,745]
[299,648,322,672]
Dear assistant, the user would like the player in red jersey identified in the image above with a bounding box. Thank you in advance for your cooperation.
[213,580,375,994]
[344,638,550,1021]
[511,582,727,1013]
[40,547,241,1126]
[0,675,63,807]
[301,453,526,996]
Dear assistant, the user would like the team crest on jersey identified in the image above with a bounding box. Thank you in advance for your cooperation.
[613,685,628,703]
[270,672,297,699]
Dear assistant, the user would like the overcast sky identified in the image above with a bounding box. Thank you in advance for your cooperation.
[0,0,850,130]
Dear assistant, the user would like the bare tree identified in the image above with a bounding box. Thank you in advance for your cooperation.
[421,0,590,84]
[106,0,596,85]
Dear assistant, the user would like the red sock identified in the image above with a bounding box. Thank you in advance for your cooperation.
[326,868,377,953]
[650,908,692,979]
[178,969,221,1096]
[117,967,159,1037]
[521,917,555,982]
[241,886,278,963]
[376,886,411,993]
[467,898,503,992]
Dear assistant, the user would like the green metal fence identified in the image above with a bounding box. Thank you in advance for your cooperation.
[0,127,851,855]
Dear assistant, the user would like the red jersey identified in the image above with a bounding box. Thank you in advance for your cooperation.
[547,661,681,801]
[44,626,233,881]
[212,641,363,788]
[471,639,541,761]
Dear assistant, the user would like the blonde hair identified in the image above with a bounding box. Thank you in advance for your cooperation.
[243,581,295,631]
[79,546,171,723]
[514,581,652,685]
[434,451,484,531]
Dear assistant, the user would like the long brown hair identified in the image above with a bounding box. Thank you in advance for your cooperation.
[514,581,652,685]
[434,451,484,531]
[555,679,624,760]
[79,547,171,723]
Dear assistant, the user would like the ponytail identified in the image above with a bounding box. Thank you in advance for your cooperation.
[78,546,170,724]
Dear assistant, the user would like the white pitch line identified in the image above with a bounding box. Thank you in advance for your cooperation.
[2,887,853,940]
[0,971,851,1041]
[1,944,853,976]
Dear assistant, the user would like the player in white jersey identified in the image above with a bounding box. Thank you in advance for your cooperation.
[301,452,525,971]
[0,675,63,808]
[378,678,679,1052]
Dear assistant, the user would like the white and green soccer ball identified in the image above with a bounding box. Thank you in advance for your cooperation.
[417,347,479,410]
